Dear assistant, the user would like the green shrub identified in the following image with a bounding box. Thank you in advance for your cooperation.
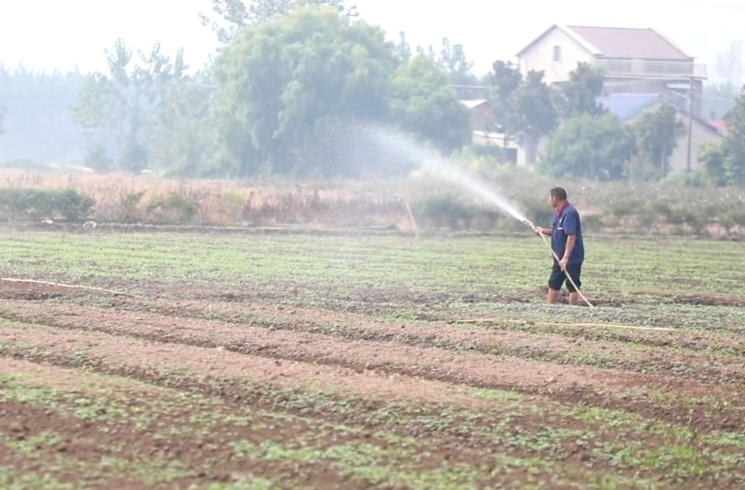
[517,197,554,228]
[411,194,475,231]
[118,191,146,223]
[145,192,199,224]
[664,170,708,188]
[608,199,644,218]
[0,188,95,222]
[721,208,745,234]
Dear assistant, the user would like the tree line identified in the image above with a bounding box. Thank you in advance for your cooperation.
[1,0,744,185]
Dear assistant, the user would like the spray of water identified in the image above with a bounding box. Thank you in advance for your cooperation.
[330,120,529,223]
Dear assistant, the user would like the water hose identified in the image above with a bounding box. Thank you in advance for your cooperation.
[522,219,595,308]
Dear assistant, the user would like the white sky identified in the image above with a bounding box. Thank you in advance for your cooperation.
[1,0,744,80]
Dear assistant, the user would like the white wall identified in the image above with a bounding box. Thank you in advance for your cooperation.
[669,120,722,174]
[518,27,595,84]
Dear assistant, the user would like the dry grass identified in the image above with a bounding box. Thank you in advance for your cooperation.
[0,169,416,229]
[2,168,745,238]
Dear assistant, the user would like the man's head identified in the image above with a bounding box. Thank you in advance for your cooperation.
[549,187,568,208]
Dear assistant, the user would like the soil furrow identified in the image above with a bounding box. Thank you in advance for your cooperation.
[143,298,745,352]
[4,295,745,389]
[1,321,743,437]
[0,402,193,489]
[0,359,625,489]
[0,359,462,490]
[1,300,744,407]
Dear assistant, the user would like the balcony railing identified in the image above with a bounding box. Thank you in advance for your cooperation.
[594,59,707,79]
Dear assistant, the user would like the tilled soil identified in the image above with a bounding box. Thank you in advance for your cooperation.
[1,297,744,429]
[2,281,745,488]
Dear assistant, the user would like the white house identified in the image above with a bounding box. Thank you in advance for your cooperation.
[514,25,709,166]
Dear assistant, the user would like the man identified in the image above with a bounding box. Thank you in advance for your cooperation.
[533,187,585,305]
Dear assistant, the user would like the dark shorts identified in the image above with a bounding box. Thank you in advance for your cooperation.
[548,261,583,292]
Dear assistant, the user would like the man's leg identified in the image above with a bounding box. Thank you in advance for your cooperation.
[564,263,582,306]
[547,263,564,304]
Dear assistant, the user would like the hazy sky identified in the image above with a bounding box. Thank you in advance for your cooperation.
[1,0,744,81]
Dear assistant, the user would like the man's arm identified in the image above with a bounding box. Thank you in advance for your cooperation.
[534,226,551,236]
[563,234,576,261]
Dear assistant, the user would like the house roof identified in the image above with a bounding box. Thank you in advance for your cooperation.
[597,93,660,121]
[516,25,693,61]
[707,119,728,133]
[599,92,724,135]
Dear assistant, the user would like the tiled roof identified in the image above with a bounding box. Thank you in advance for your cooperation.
[566,26,692,61]
[597,93,660,121]
[708,119,728,132]
[516,25,693,61]
[598,93,725,135]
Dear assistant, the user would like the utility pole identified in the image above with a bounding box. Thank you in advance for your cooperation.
[686,76,694,172]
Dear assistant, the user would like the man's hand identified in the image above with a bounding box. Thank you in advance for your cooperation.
[533,226,543,236]
[559,256,569,271]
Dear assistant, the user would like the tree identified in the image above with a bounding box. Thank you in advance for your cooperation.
[487,60,522,162]
[394,31,412,63]
[554,62,605,118]
[435,38,476,85]
[695,86,745,187]
[388,54,472,154]
[72,39,211,175]
[720,86,745,185]
[631,103,686,180]
[698,142,728,186]
[213,6,396,177]
[199,0,356,43]
[510,70,558,164]
[540,112,635,181]
[511,70,557,137]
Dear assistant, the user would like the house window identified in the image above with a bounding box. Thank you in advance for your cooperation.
[553,46,561,62]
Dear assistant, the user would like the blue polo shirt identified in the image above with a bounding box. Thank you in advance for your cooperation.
[551,202,584,264]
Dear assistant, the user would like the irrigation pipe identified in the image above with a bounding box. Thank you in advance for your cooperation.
[0,278,143,298]
[522,220,595,309]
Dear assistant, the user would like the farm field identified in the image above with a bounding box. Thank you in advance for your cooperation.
[1,229,745,489]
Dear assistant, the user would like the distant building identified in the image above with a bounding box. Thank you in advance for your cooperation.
[460,99,491,133]
[514,24,708,166]
[598,93,724,174]
[516,25,706,99]
[457,98,518,164]
[707,119,727,133]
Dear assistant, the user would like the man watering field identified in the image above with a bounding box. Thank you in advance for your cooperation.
[532,187,585,305]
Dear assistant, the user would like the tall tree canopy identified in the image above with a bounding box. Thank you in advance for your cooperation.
[213,6,472,178]
[540,112,635,181]
[554,62,605,118]
[388,53,471,154]
[71,39,214,175]
[200,0,356,43]
[702,86,745,186]
[631,104,686,180]
[213,6,396,177]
